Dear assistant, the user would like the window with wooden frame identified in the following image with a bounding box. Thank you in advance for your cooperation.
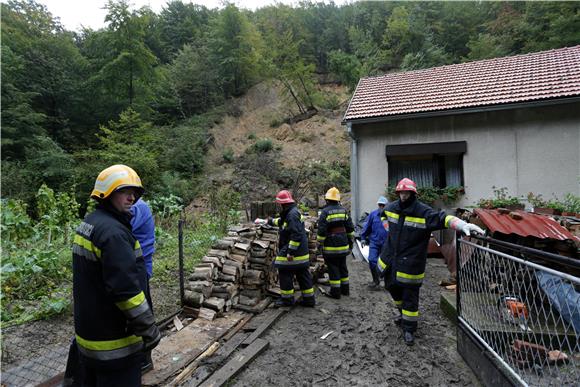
[386,141,466,188]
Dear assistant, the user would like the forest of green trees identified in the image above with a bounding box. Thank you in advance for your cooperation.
[2,0,580,205]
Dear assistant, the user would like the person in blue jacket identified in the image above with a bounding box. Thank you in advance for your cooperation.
[360,196,389,290]
[130,198,156,372]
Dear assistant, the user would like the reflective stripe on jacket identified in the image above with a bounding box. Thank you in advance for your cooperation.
[317,203,355,257]
[73,204,150,364]
[268,204,309,268]
[378,198,449,287]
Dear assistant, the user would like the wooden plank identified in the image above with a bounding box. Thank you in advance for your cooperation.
[222,314,253,342]
[198,339,270,387]
[142,312,244,386]
[241,308,285,347]
[166,342,220,387]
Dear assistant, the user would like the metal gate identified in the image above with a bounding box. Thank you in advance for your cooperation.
[457,236,579,386]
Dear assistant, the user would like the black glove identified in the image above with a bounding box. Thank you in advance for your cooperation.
[348,241,353,250]
[129,310,161,352]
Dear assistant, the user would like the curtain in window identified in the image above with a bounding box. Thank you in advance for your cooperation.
[444,155,462,187]
[390,159,433,187]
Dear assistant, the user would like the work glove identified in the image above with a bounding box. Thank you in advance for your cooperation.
[461,223,485,236]
[129,312,161,352]
[361,239,368,248]
[254,218,267,226]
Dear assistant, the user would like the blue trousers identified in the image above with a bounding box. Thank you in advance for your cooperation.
[368,242,384,271]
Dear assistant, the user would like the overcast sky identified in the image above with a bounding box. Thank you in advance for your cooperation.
[29,0,349,31]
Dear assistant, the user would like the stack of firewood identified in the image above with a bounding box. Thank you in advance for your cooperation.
[183,225,278,319]
[183,217,328,320]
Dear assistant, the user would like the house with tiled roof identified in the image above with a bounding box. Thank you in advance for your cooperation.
[343,45,580,220]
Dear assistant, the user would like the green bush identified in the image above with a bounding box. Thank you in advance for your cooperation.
[477,187,523,209]
[223,148,235,163]
[247,132,257,140]
[247,138,273,153]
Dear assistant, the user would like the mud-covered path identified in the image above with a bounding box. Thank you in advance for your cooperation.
[232,257,480,387]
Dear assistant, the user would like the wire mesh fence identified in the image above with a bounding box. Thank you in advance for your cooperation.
[458,237,579,386]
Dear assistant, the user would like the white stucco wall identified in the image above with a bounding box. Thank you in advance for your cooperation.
[350,102,580,218]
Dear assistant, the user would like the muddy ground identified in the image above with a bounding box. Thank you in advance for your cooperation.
[231,257,480,387]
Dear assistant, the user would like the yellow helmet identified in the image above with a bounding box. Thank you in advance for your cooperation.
[325,187,341,201]
[91,164,144,200]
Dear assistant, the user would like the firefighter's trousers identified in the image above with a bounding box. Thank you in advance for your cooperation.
[278,266,315,305]
[324,255,349,297]
[388,284,420,332]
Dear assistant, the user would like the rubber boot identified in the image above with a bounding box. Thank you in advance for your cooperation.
[141,350,153,373]
[367,268,381,291]
[341,283,350,296]
[404,331,415,346]
[328,287,341,299]
[299,297,316,307]
[274,298,294,308]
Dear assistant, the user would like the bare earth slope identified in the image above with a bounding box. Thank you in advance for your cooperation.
[232,258,480,387]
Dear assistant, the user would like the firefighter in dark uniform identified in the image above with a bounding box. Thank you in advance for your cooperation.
[255,190,315,307]
[72,165,161,386]
[376,178,483,346]
[317,187,355,299]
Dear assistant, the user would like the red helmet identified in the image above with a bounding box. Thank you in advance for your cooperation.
[395,178,417,193]
[275,190,295,204]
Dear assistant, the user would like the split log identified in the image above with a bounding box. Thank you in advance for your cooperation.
[201,256,223,268]
[213,283,239,295]
[231,295,239,306]
[241,289,262,299]
[212,239,235,250]
[238,295,259,306]
[239,231,257,238]
[234,243,251,252]
[243,270,264,283]
[249,256,267,265]
[198,307,217,321]
[252,240,270,249]
[218,273,236,283]
[224,299,232,312]
[203,297,225,312]
[185,281,213,298]
[189,267,212,281]
[230,254,248,263]
[222,265,239,277]
[250,249,267,258]
[207,249,229,259]
[196,262,215,271]
[249,263,267,271]
[183,290,204,307]
[224,259,244,271]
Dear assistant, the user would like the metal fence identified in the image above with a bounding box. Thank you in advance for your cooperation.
[457,236,579,386]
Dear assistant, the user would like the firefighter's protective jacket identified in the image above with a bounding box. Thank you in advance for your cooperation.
[377,198,453,287]
[317,203,355,257]
[73,203,151,366]
[268,204,309,269]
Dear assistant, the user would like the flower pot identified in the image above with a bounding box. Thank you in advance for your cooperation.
[533,207,561,216]
[561,212,576,217]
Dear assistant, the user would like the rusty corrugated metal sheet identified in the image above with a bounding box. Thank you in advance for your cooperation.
[474,209,578,241]
[343,45,580,121]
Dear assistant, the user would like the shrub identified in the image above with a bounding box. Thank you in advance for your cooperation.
[247,132,257,140]
[247,138,273,153]
[223,148,235,163]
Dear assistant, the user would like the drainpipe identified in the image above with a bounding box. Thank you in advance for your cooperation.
[347,122,359,222]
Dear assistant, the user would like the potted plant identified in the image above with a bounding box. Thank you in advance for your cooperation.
[526,192,556,215]
[478,187,524,210]
[385,185,465,207]
[562,193,580,217]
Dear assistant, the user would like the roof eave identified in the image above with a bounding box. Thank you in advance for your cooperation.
[341,96,580,126]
